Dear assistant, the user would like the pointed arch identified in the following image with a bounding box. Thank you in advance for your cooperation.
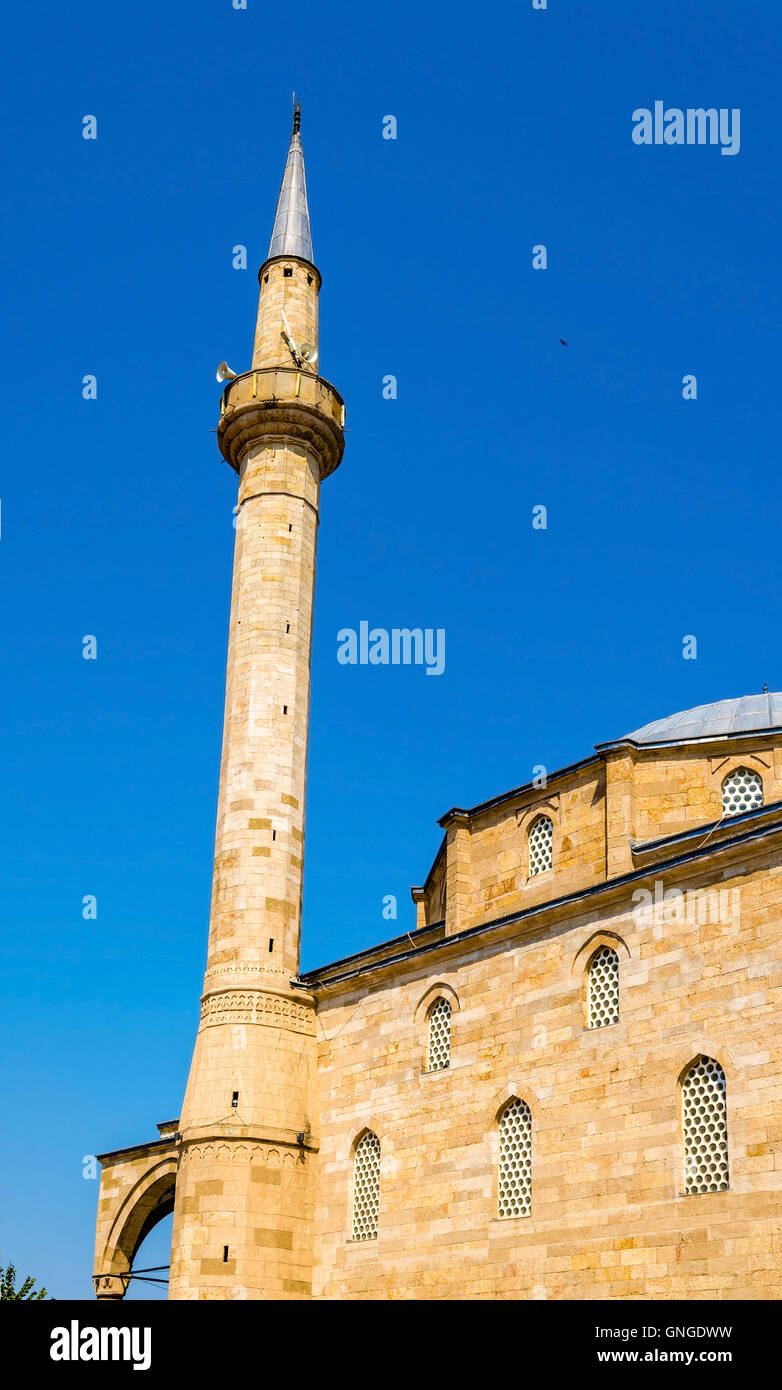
[415,982,460,1074]
[572,928,631,974]
[93,1149,177,1297]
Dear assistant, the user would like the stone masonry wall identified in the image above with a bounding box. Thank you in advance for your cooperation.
[311,838,782,1299]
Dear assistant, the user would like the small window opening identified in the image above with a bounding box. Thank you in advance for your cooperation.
[528,814,553,876]
[283,705,288,714]
[268,938,274,952]
[223,1246,229,1263]
[286,623,290,633]
[586,946,620,1029]
[272,829,276,841]
[231,1091,239,1108]
[682,1056,729,1194]
[307,274,313,285]
[721,768,763,816]
[283,266,293,278]
[288,523,293,531]
[497,1098,532,1219]
[264,273,269,283]
[426,997,452,1072]
[352,1131,381,1240]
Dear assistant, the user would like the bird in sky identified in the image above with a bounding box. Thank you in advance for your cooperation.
[559,338,568,346]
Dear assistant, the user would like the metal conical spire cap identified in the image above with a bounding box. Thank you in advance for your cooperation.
[267,106,314,264]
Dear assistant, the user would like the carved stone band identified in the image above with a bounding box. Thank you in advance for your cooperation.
[199,990,315,1034]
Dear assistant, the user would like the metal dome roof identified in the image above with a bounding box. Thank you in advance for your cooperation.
[621,693,782,746]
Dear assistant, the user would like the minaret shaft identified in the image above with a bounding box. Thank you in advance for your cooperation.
[203,440,320,989]
[252,256,320,370]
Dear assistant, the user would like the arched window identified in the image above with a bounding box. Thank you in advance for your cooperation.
[721,767,763,816]
[682,1056,729,1194]
[586,945,620,1028]
[528,815,553,876]
[352,1131,381,1240]
[426,997,452,1072]
[497,1098,532,1218]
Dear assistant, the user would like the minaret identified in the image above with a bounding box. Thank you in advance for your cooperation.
[168,109,344,1300]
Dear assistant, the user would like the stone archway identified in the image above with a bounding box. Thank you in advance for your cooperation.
[93,1135,178,1299]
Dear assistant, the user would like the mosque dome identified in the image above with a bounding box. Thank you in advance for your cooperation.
[619,693,782,747]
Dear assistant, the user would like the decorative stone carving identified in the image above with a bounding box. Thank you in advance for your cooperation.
[199,990,315,1034]
[180,1141,305,1167]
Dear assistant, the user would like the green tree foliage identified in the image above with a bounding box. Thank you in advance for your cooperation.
[0,1254,50,1300]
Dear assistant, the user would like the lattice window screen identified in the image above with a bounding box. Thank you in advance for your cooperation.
[352,1131,381,1240]
[721,768,763,816]
[682,1057,729,1195]
[497,1098,532,1219]
[427,997,452,1071]
[528,815,553,876]
[587,945,620,1028]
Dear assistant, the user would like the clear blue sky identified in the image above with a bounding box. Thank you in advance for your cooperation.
[1,0,779,1299]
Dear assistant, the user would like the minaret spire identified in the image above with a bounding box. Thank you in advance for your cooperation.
[267,104,314,265]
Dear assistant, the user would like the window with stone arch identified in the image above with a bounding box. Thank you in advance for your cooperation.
[681,1056,729,1195]
[497,1097,532,1219]
[352,1130,381,1240]
[426,996,452,1072]
[586,945,620,1029]
[721,767,763,817]
[528,814,553,876]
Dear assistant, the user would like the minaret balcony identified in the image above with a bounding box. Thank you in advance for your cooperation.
[217,366,345,478]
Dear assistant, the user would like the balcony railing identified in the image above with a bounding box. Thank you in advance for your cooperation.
[218,365,345,430]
